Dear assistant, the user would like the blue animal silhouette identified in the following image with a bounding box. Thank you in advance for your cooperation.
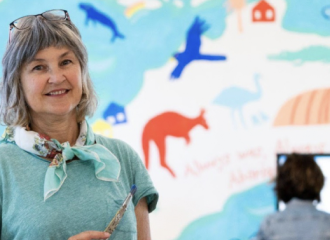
[79,3,125,42]
[170,16,226,79]
[213,74,262,128]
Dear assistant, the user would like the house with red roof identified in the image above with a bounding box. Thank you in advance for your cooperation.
[252,0,275,22]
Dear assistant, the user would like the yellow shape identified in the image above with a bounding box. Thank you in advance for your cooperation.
[92,119,113,138]
[125,1,145,18]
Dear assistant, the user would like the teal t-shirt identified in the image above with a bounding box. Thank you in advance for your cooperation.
[0,134,158,240]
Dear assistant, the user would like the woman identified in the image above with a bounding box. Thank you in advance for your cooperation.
[0,10,158,240]
[255,153,330,240]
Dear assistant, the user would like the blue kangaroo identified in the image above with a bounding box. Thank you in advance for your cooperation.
[79,3,125,42]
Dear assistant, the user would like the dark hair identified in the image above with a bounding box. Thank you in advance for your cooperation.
[0,14,98,127]
[275,153,325,203]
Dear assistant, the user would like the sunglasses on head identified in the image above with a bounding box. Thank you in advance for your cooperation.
[8,9,70,43]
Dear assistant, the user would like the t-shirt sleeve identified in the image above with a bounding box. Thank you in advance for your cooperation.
[95,135,159,213]
[120,141,158,213]
[129,147,159,212]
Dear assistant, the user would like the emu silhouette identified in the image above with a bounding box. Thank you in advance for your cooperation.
[79,3,125,42]
[142,109,209,177]
[213,74,262,127]
[171,16,226,79]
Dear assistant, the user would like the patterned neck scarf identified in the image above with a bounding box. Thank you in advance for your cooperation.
[0,120,121,201]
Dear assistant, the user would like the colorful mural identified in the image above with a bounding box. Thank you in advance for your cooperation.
[1,0,330,239]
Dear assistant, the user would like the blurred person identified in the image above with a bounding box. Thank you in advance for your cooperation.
[0,9,158,240]
[255,153,330,240]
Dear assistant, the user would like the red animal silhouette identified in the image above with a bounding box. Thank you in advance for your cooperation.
[142,109,209,177]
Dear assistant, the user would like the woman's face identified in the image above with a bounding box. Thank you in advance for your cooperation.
[20,46,83,122]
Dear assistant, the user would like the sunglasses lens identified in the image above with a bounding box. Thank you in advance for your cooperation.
[12,16,31,30]
[43,10,66,21]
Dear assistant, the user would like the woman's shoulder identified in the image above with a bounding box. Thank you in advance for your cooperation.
[94,133,128,145]
[94,134,133,151]
[0,142,22,155]
[94,134,140,161]
[0,142,27,168]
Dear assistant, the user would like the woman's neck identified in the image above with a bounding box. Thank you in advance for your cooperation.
[29,115,80,146]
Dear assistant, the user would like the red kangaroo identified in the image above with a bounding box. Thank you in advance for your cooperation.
[142,109,209,177]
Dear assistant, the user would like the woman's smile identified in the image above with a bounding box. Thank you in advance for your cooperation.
[46,89,69,96]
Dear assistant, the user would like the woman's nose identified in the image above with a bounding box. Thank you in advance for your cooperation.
[48,67,65,84]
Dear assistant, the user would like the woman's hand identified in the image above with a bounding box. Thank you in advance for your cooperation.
[68,231,110,240]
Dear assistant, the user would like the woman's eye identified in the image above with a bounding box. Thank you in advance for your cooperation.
[61,59,72,66]
[32,65,43,71]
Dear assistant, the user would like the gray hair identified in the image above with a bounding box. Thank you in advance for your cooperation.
[0,15,98,127]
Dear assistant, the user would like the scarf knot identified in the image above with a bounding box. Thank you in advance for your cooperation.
[0,121,121,201]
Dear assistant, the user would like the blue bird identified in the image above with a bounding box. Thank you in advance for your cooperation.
[79,3,125,42]
[170,16,226,80]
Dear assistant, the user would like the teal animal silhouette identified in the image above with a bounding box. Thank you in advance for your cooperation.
[213,74,262,127]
